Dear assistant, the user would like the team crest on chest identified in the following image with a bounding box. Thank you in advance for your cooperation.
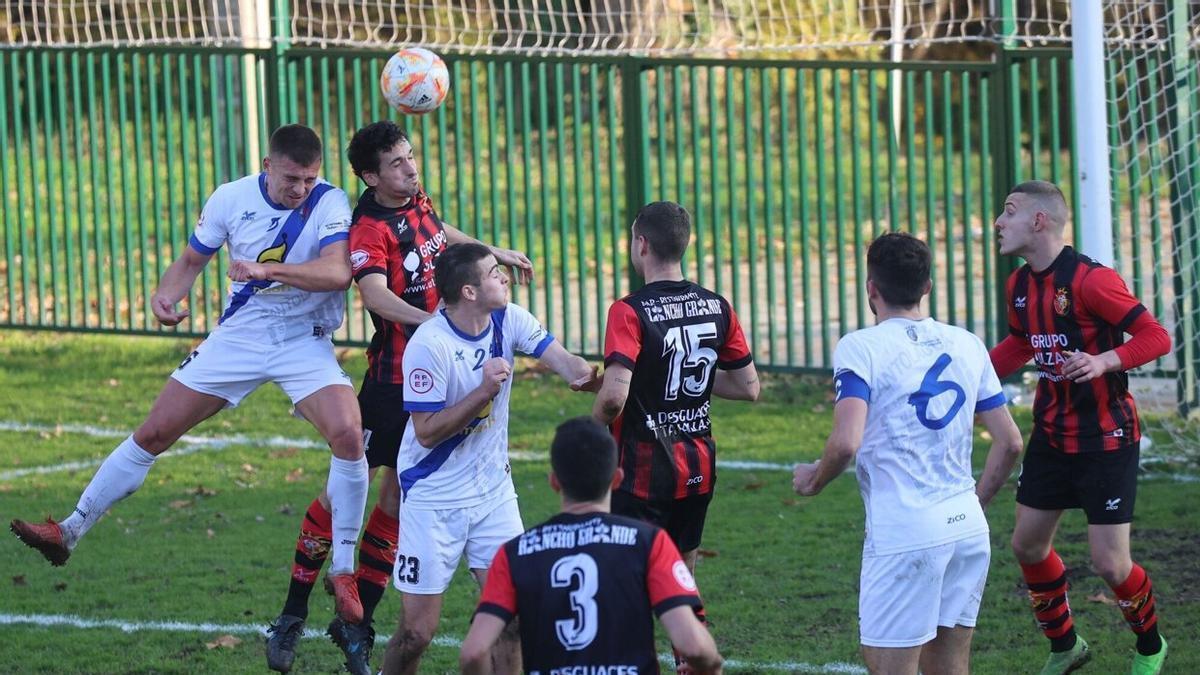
[1054,287,1071,316]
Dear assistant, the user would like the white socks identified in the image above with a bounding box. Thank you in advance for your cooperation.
[59,436,156,548]
[325,455,369,575]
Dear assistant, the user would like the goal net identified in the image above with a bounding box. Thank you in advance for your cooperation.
[1095,1,1200,467]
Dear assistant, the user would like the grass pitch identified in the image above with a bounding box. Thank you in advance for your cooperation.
[0,331,1196,673]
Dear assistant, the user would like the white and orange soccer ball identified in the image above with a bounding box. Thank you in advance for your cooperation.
[380,47,450,115]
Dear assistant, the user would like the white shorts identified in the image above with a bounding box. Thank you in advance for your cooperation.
[394,493,523,595]
[859,533,991,648]
[170,326,352,407]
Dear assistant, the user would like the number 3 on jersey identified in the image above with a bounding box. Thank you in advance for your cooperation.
[662,322,718,401]
[907,353,966,430]
[550,553,599,651]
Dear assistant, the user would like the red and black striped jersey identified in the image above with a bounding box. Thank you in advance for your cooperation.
[603,280,753,500]
[349,188,447,384]
[1003,246,1150,453]
[475,512,703,673]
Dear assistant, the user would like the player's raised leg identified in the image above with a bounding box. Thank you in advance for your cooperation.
[295,383,368,623]
[10,378,226,566]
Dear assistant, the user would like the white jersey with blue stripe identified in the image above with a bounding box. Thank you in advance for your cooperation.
[398,303,555,509]
[188,173,352,334]
[833,317,1006,556]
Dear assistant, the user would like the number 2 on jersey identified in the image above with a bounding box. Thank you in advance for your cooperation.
[661,322,718,401]
[550,553,599,651]
[907,353,966,430]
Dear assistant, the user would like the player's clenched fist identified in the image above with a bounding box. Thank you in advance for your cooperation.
[480,357,511,396]
[792,462,820,496]
[150,294,190,326]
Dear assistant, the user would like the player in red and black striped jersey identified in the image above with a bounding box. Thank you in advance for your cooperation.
[593,202,759,583]
[461,418,722,675]
[991,181,1170,674]
[266,121,534,675]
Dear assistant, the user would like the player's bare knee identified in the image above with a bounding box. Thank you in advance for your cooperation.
[326,424,365,460]
[394,626,433,657]
[1091,556,1131,586]
[1010,532,1048,564]
[131,423,174,455]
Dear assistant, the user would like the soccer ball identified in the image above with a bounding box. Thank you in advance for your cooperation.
[380,48,450,115]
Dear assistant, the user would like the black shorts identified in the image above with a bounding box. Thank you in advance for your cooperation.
[610,490,713,553]
[358,377,409,469]
[1015,438,1139,525]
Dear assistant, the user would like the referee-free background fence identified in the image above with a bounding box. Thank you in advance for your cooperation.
[0,39,1197,410]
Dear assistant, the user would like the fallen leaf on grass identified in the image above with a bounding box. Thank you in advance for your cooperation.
[980,431,993,441]
[53,582,67,592]
[269,447,299,459]
[206,528,216,539]
[743,479,766,491]
[12,575,27,586]
[277,504,294,515]
[169,500,193,510]
[241,463,257,474]
[205,635,241,650]
[107,378,120,387]
[781,498,800,506]
[187,485,217,497]
[1087,592,1116,605]
[284,468,305,483]
[697,548,720,558]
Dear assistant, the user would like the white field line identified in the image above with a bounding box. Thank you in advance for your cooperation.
[1,420,1196,483]
[0,420,798,480]
[0,612,867,673]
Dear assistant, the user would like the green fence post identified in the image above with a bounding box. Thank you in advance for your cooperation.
[1166,0,1200,415]
[990,0,1023,352]
[620,58,647,290]
[267,0,291,129]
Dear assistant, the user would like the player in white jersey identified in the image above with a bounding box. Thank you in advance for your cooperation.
[379,242,599,675]
[792,232,1024,675]
[10,125,371,626]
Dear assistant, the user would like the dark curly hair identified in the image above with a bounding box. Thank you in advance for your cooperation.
[346,121,410,178]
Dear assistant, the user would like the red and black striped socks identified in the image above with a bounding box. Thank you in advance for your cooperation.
[281,499,333,620]
[1020,550,1077,652]
[355,505,400,626]
[1111,563,1162,656]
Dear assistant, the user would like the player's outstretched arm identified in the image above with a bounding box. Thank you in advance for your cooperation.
[444,223,535,284]
[151,246,213,326]
[355,273,433,325]
[712,363,760,401]
[592,363,632,425]
[459,613,507,675]
[538,341,600,392]
[227,240,352,292]
[974,406,1024,509]
[660,606,724,675]
[793,397,867,497]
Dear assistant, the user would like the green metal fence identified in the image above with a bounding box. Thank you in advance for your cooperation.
[0,45,1196,393]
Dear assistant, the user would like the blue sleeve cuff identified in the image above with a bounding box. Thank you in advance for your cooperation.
[530,333,555,358]
[319,231,349,249]
[405,400,446,412]
[975,391,1007,412]
[189,234,220,256]
[833,369,870,403]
